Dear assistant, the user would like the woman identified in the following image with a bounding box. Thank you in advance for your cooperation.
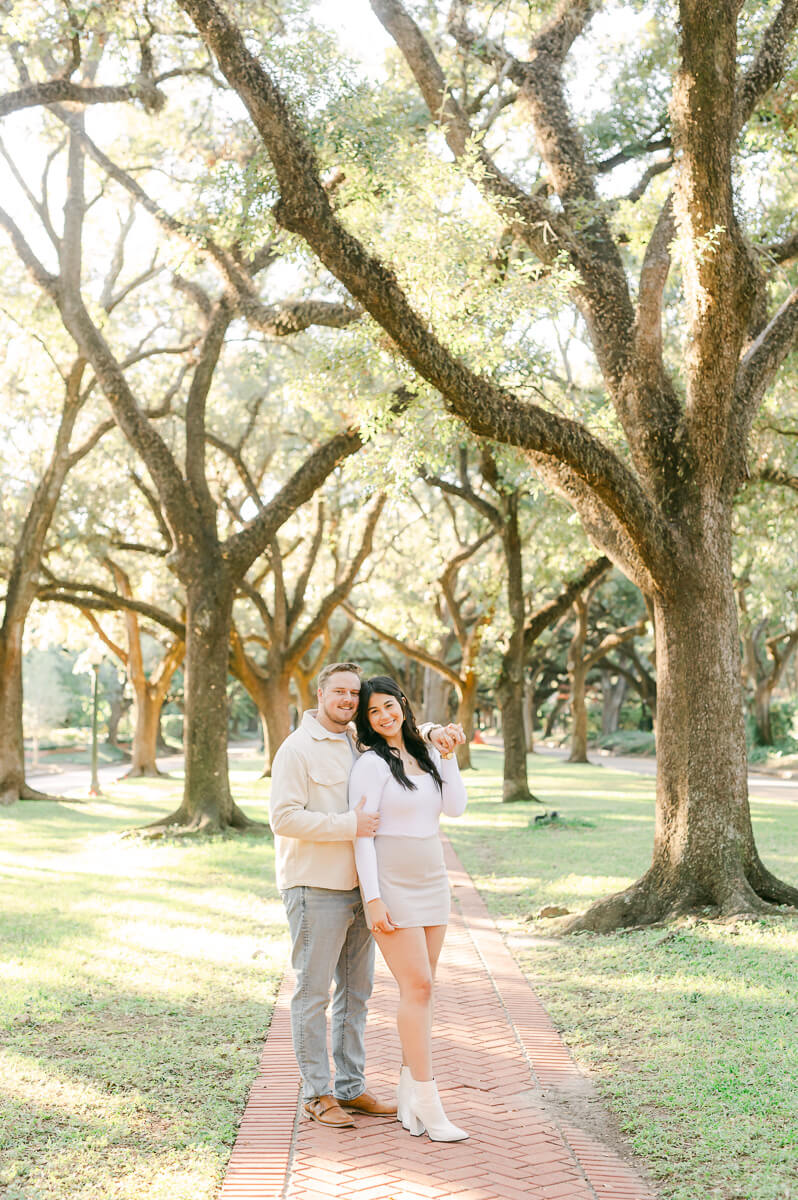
[348,676,468,1142]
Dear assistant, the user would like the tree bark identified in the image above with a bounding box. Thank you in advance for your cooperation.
[0,360,98,805]
[262,674,294,771]
[567,596,590,762]
[497,498,539,799]
[293,669,317,717]
[422,665,452,726]
[600,670,628,736]
[523,669,540,753]
[128,685,170,776]
[0,627,26,805]
[454,669,478,769]
[146,570,249,833]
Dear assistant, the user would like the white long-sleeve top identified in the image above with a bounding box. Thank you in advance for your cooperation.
[348,747,467,903]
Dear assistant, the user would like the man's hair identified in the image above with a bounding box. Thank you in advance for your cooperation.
[317,661,363,691]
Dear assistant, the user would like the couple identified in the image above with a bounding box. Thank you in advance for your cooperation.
[269,661,469,1143]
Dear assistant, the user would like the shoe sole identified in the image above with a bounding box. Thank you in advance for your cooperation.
[338,1101,397,1117]
[302,1107,355,1129]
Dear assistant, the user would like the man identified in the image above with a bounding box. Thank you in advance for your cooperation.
[270,661,463,1129]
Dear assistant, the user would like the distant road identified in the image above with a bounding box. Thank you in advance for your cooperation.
[534,745,798,804]
[25,743,260,798]
[28,742,797,805]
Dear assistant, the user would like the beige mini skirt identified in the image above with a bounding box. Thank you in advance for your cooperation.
[373,834,451,928]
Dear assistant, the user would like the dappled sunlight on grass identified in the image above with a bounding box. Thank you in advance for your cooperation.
[4,746,796,1200]
[445,748,798,1200]
[2,1049,129,1119]
[0,769,286,1200]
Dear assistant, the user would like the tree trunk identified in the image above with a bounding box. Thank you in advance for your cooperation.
[293,670,316,716]
[0,624,58,804]
[0,629,25,805]
[145,572,251,833]
[544,694,568,738]
[422,666,451,725]
[523,672,538,754]
[753,679,774,746]
[498,501,538,801]
[568,540,798,930]
[454,672,477,769]
[106,692,129,749]
[567,597,590,763]
[568,659,589,763]
[600,670,628,736]
[126,685,167,777]
[262,672,294,773]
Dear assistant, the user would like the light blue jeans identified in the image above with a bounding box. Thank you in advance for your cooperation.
[282,886,374,1101]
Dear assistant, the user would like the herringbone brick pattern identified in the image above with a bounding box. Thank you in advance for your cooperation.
[220,840,656,1200]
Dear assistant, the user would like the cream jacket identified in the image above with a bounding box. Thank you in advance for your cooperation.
[269,710,359,892]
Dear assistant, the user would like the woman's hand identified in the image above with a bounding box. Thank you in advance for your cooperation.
[367,898,397,935]
[429,723,466,757]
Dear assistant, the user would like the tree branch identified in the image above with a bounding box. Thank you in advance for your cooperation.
[731,286,798,477]
[223,428,364,576]
[751,467,798,493]
[174,0,674,578]
[80,607,128,664]
[184,296,233,526]
[286,500,326,630]
[341,601,462,690]
[734,0,798,133]
[242,297,361,336]
[584,618,647,671]
[635,195,676,365]
[288,493,387,667]
[0,78,167,118]
[370,0,569,265]
[422,469,502,530]
[524,555,612,648]
[38,583,185,638]
[757,228,798,266]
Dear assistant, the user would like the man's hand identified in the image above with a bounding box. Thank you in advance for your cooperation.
[367,897,397,934]
[355,796,379,837]
[429,723,466,756]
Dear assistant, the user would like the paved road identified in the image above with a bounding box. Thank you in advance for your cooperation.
[26,744,258,798]
[535,745,798,803]
[29,743,797,805]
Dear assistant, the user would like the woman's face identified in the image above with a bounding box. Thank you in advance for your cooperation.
[367,692,404,740]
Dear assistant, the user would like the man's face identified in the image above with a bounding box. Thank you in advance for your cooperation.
[317,671,361,730]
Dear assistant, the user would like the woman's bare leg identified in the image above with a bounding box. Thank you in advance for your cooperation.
[423,925,447,1048]
[373,926,435,1081]
[425,925,446,976]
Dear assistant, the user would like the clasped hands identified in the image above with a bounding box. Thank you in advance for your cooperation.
[429,722,466,756]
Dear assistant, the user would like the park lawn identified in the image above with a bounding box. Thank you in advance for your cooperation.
[0,757,284,1200]
[444,747,798,1200]
[3,747,796,1200]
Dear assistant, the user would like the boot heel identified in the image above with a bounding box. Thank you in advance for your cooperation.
[406,1110,425,1136]
[405,1077,468,1142]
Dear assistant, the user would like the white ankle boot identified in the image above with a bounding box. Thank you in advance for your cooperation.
[396,1066,412,1128]
[406,1077,468,1141]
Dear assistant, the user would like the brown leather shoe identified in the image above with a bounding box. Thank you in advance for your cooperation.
[303,1094,355,1128]
[338,1090,398,1116]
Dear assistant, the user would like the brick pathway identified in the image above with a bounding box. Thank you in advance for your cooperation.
[220,840,656,1200]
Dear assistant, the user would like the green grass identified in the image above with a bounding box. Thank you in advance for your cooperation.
[0,757,283,1200]
[445,747,798,1200]
[3,747,797,1200]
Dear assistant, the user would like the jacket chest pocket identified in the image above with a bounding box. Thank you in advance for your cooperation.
[307,764,348,811]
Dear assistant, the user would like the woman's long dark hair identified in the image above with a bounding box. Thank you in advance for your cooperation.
[356,676,443,791]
